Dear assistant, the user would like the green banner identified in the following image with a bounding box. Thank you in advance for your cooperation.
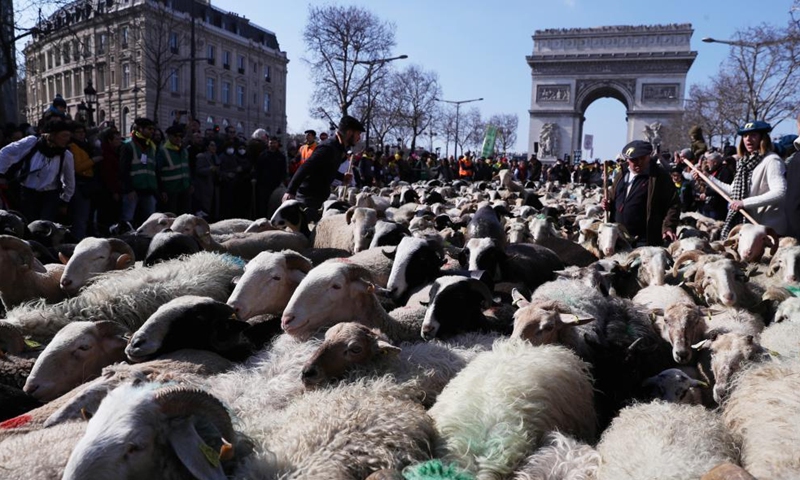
[481,125,498,158]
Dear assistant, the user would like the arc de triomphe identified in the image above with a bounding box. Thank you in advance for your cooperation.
[526,24,697,161]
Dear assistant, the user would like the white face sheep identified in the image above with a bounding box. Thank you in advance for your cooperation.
[226,250,313,320]
[135,212,175,236]
[724,223,779,263]
[511,296,595,350]
[693,331,771,404]
[528,216,560,244]
[675,253,757,309]
[62,384,240,480]
[59,237,135,295]
[766,245,800,285]
[581,222,632,258]
[622,247,671,288]
[24,321,128,402]
[0,234,65,310]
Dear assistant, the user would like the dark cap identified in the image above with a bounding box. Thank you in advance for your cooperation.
[165,125,184,136]
[52,95,67,108]
[304,129,316,136]
[737,120,773,136]
[338,115,365,133]
[134,117,155,128]
[621,140,653,160]
[41,118,75,134]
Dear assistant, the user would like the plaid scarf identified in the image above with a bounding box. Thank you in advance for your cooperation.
[721,153,762,239]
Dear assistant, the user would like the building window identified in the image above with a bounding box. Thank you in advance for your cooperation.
[97,65,106,91]
[169,32,179,54]
[223,51,231,69]
[63,43,70,63]
[237,55,245,74]
[264,65,271,82]
[236,85,244,107]
[122,64,130,88]
[206,77,215,101]
[169,68,179,93]
[222,81,231,104]
[263,92,270,113]
[111,69,116,86]
[207,45,215,65]
[55,47,61,66]
[64,73,72,100]
[96,34,106,55]
[120,26,129,48]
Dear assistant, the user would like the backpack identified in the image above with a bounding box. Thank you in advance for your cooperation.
[5,139,67,184]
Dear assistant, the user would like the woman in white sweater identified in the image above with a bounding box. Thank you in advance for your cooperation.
[699,121,787,237]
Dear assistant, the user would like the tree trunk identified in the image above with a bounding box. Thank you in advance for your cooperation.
[0,0,18,124]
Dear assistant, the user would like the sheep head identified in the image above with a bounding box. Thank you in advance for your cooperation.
[511,294,595,345]
[60,237,135,295]
[63,384,237,480]
[301,322,400,388]
[692,330,770,404]
[24,321,129,402]
[623,247,671,288]
[766,245,800,284]
[724,224,779,263]
[642,368,707,405]
[652,302,706,364]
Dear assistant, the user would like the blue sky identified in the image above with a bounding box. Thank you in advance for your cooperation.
[18,0,797,158]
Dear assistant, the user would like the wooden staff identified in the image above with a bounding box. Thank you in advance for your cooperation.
[603,163,609,223]
[682,158,760,225]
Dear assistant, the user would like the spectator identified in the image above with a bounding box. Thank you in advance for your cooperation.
[254,136,286,219]
[694,121,787,237]
[156,125,192,215]
[193,141,219,218]
[0,118,76,222]
[69,123,102,239]
[119,117,158,226]
[96,128,124,234]
[697,151,733,220]
[290,129,317,176]
[671,165,694,212]
[359,147,375,187]
[458,154,474,180]
[603,140,679,246]
[282,115,363,222]
[529,154,542,182]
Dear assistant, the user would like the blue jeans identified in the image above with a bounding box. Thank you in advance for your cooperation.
[121,191,156,225]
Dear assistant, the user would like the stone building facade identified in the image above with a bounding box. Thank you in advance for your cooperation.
[22,0,288,136]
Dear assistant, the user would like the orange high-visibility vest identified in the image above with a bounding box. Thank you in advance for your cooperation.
[459,158,473,178]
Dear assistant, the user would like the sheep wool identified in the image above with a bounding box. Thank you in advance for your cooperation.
[403,460,476,480]
[428,339,595,479]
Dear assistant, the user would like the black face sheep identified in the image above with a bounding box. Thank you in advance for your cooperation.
[465,204,506,249]
[0,235,65,311]
[421,276,511,340]
[641,368,707,405]
[0,209,26,237]
[4,251,243,341]
[143,230,202,267]
[23,321,128,402]
[59,237,135,295]
[428,340,596,479]
[596,402,738,480]
[463,238,563,291]
[270,199,311,237]
[226,250,313,320]
[385,236,446,304]
[125,296,263,363]
[369,220,410,249]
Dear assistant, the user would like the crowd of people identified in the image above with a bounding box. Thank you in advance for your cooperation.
[1,95,798,243]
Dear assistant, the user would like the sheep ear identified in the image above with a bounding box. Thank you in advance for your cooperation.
[381,248,396,260]
[511,289,529,308]
[115,253,134,270]
[692,339,712,350]
[649,308,664,319]
[58,251,70,265]
[559,314,595,326]
[376,339,401,357]
[168,419,228,480]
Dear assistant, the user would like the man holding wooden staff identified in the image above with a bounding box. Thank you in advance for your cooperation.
[602,140,679,247]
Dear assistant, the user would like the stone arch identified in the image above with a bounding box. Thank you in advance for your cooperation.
[526,24,697,162]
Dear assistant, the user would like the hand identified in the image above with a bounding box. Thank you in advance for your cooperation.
[601,198,610,211]
[698,193,706,201]
[343,173,353,183]
[729,200,745,211]
[282,192,295,203]
[691,170,701,182]
[663,230,677,243]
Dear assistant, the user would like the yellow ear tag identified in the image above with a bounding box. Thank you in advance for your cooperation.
[768,349,781,358]
[199,442,221,468]
[24,339,41,349]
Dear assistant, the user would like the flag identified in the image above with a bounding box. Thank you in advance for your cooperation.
[583,134,593,151]
[481,125,498,158]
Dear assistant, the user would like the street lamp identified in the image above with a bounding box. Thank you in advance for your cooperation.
[83,80,97,127]
[353,54,408,148]
[435,97,483,159]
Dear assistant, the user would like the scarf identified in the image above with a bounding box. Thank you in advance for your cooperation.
[721,153,763,239]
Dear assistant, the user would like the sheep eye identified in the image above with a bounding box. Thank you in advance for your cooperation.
[126,442,145,456]
[271,275,282,281]
[332,284,342,290]
[348,345,363,354]
[78,344,91,351]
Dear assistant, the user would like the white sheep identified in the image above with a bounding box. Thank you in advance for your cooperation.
[0,420,87,479]
[722,360,800,479]
[59,237,135,295]
[596,402,738,480]
[512,432,600,480]
[135,212,174,236]
[0,235,65,311]
[761,316,800,357]
[3,251,242,341]
[429,339,595,479]
[312,208,378,253]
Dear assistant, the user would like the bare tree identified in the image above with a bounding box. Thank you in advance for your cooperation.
[434,104,457,158]
[388,64,440,151]
[488,113,518,154]
[302,5,396,118]
[458,107,484,155]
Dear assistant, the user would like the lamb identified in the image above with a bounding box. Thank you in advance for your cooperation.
[3,251,243,341]
[23,321,128,402]
[0,234,65,311]
[428,340,595,479]
[312,208,379,253]
[281,260,422,342]
[226,250,313,320]
[722,360,800,478]
[125,296,275,364]
[300,322,494,406]
[59,237,135,295]
[596,402,738,480]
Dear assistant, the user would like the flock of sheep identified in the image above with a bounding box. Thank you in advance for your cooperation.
[0,172,798,480]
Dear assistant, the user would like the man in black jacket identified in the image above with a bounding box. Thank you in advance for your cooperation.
[254,136,286,219]
[282,115,364,221]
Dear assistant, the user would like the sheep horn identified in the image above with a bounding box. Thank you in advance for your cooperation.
[726,224,743,241]
[672,251,704,278]
[345,207,356,225]
[282,250,313,273]
[107,238,135,259]
[155,386,235,448]
[0,322,26,355]
[765,227,780,257]
[622,249,643,268]
[0,235,35,268]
